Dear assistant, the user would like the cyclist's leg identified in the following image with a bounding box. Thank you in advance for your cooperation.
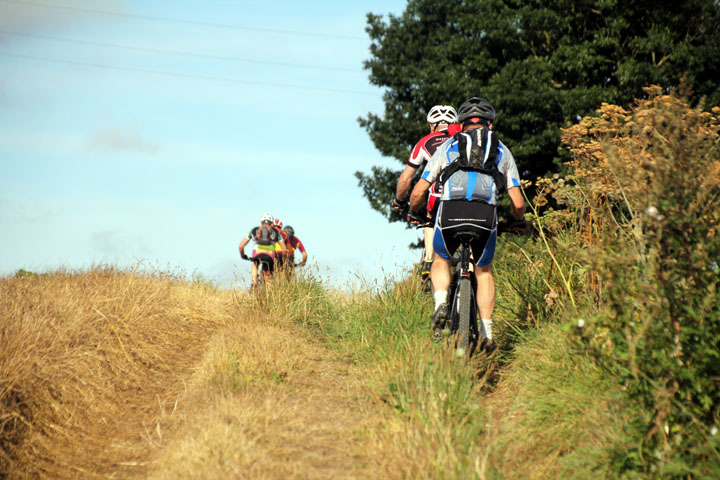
[250,260,259,286]
[422,227,434,262]
[430,253,451,293]
[431,211,454,307]
[474,265,495,320]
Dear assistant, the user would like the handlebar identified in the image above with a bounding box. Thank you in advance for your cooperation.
[242,255,305,267]
[407,210,432,228]
[497,218,530,235]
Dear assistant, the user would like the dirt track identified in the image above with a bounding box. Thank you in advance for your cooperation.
[138,302,388,480]
[1,273,389,479]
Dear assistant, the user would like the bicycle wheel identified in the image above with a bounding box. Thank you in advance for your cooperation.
[456,277,473,351]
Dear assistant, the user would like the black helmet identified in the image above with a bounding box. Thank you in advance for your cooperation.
[283,225,295,237]
[457,97,495,123]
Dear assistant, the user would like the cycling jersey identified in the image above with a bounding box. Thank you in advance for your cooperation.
[407,124,461,168]
[421,131,521,206]
[285,235,306,259]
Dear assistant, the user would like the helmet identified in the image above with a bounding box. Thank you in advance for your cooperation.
[427,105,458,125]
[283,225,295,237]
[273,218,283,228]
[457,97,495,123]
[260,213,273,225]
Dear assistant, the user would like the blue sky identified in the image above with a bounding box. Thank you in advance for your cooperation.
[0,0,423,289]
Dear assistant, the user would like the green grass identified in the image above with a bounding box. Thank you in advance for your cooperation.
[259,262,637,478]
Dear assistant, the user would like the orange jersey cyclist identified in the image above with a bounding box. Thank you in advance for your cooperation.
[282,225,307,267]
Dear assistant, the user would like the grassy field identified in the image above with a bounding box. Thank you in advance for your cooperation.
[0,266,635,479]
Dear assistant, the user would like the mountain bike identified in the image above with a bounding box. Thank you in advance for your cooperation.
[445,230,481,355]
[444,219,529,357]
[242,255,274,290]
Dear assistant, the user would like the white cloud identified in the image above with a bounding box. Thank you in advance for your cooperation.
[87,125,160,153]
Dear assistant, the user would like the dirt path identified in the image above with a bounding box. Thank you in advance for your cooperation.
[141,312,390,480]
[3,275,393,479]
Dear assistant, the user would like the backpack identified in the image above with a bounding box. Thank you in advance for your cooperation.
[254,224,275,246]
[435,126,506,196]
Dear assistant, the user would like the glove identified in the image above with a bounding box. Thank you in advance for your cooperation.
[240,251,249,260]
[391,198,408,211]
[407,210,428,226]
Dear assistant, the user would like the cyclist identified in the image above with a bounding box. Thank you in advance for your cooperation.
[238,213,287,287]
[408,97,527,350]
[282,225,308,268]
[391,105,460,278]
[272,218,290,269]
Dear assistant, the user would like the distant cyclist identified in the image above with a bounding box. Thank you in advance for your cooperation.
[272,218,290,269]
[408,97,527,350]
[238,213,286,287]
[391,105,460,278]
[282,225,307,268]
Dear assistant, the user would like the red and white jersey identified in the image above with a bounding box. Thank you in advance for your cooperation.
[407,124,461,168]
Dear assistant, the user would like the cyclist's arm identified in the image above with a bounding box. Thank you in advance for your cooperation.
[508,186,526,220]
[497,142,525,220]
[396,164,419,202]
[239,237,250,257]
[409,178,431,212]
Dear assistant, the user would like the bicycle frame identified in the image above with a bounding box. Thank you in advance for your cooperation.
[447,233,480,356]
[243,256,274,289]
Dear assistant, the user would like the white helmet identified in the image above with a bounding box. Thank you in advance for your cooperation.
[427,105,458,125]
[260,213,273,224]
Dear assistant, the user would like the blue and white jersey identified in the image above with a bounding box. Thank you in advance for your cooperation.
[420,130,521,205]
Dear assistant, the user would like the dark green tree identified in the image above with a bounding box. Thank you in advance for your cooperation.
[357,0,720,221]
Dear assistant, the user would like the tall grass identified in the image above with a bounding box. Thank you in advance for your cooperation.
[271,267,629,478]
[1,262,636,479]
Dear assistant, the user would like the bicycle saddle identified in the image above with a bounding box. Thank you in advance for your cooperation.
[451,230,482,243]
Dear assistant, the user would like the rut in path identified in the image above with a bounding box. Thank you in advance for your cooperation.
[142,303,392,480]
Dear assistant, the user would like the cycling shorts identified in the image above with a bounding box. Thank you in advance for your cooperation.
[252,252,275,273]
[432,200,497,267]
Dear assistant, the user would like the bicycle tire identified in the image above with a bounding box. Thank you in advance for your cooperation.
[456,277,473,351]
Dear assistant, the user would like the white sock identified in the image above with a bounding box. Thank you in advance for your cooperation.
[433,290,448,310]
[481,318,493,340]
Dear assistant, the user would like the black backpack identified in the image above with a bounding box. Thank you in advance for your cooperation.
[435,126,506,195]
[254,224,275,246]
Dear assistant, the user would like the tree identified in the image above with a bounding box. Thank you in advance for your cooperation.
[357,0,720,222]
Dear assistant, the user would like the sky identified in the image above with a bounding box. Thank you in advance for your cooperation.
[0,0,424,290]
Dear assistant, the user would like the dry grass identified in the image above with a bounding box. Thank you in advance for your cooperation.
[146,297,390,480]
[0,267,231,478]
[1,266,637,479]
[0,268,394,479]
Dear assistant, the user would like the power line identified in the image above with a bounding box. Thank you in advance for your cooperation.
[1,52,377,96]
[0,29,363,73]
[0,0,366,41]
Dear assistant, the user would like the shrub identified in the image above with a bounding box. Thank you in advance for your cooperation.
[557,87,720,476]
